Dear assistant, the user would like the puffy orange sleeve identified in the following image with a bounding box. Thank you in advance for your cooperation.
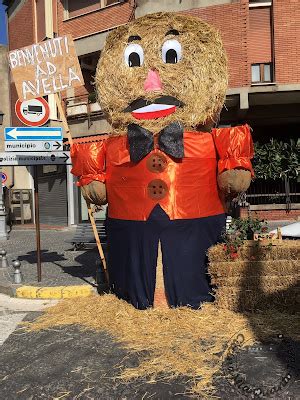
[70,140,106,187]
[212,124,254,176]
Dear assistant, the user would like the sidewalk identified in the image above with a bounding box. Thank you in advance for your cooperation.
[0,219,296,300]
[0,227,104,299]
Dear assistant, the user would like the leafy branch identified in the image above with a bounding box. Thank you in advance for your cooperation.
[253,138,300,180]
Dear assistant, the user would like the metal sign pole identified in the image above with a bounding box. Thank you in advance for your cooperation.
[33,165,42,282]
[0,178,8,240]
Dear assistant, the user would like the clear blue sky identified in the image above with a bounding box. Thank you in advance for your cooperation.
[0,3,7,45]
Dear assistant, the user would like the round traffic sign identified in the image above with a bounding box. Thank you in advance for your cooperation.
[1,172,7,186]
[15,97,50,127]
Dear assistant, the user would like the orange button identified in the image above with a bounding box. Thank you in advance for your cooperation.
[147,179,168,200]
[146,154,167,173]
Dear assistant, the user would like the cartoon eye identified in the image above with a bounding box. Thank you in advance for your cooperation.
[124,43,144,67]
[162,39,182,64]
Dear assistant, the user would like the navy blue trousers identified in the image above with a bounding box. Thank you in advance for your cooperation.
[106,205,225,309]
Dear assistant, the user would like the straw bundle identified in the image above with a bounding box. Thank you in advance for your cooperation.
[209,260,299,277]
[27,294,299,397]
[208,241,300,263]
[211,274,299,289]
[213,286,300,312]
[95,12,228,135]
[208,240,300,312]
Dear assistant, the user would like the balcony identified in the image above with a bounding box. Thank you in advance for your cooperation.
[63,94,110,136]
[64,94,104,126]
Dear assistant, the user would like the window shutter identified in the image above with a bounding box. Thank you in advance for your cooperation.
[249,7,272,64]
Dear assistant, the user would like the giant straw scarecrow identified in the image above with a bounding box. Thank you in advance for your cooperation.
[71,13,254,309]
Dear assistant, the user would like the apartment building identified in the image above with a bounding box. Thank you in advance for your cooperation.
[2,0,300,225]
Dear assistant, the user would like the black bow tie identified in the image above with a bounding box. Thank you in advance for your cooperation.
[127,122,184,163]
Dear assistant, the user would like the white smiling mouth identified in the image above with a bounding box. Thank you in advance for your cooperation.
[133,104,175,113]
[131,104,176,120]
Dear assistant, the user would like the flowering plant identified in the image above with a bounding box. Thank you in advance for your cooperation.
[222,217,268,259]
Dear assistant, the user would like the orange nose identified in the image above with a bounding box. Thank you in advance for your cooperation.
[144,69,163,92]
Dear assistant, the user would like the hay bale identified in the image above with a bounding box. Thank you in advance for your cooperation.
[95,12,228,134]
[211,273,299,289]
[213,286,299,312]
[209,259,299,278]
[208,240,300,263]
[208,240,300,312]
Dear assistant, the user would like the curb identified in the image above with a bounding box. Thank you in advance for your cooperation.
[15,285,95,299]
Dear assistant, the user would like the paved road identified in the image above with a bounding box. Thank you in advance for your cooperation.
[0,294,56,346]
[0,294,299,399]
[0,295,189,400]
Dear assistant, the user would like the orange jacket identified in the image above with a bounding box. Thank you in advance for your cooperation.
[71,125,254,221]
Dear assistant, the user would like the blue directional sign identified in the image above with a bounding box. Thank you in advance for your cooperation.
[5,127,63,141]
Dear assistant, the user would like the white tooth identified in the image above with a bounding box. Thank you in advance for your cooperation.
[133,104,174,113]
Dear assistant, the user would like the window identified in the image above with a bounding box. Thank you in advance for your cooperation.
[251,63,272,83]
[249,4,274,84]
[64,0,120,20]
[263,63,271,81]
[67,0,99,19]
[249,0,272,6]
[251,64,260,83]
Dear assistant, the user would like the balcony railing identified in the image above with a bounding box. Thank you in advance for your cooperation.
[245,178,300,211]
[64,94,104,127]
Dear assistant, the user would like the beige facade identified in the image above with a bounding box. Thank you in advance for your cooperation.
[0,45,31,191]
[0,45,14,189]
[0,45,10,150]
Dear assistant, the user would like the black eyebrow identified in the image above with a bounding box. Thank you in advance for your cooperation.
[128,35,141,42]
[165,29,179,36]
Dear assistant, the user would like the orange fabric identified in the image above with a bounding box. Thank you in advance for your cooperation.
[212,124,254,176]
[105,132,224,220]
[70,125,254,220]
[71,141,106,186]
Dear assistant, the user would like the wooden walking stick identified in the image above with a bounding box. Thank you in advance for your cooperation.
[55,93,73,145]
[55,93,108,283]
[87,206,109,283]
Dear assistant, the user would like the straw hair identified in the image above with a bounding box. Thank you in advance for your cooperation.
[95,12,228,134]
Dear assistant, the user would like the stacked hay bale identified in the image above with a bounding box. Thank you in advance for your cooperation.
[208,240,300,312]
